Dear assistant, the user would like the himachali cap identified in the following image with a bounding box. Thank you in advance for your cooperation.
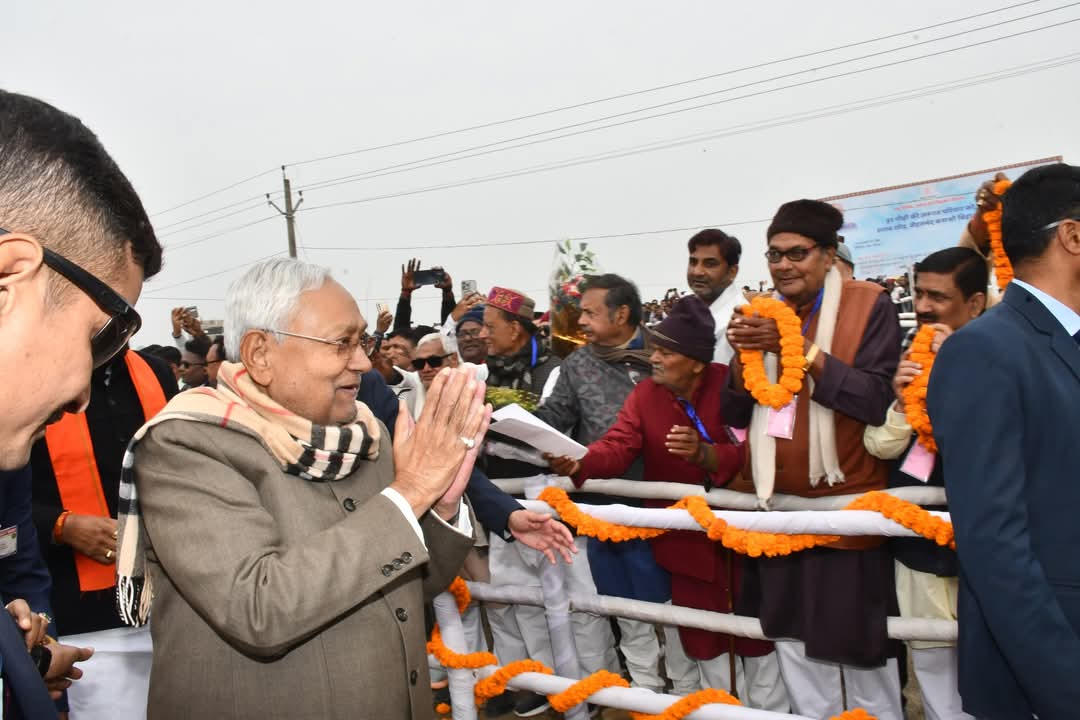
[648,295,716,364]
[487,287,536,321]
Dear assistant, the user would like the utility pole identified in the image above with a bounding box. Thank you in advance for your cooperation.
[267,166,303,258]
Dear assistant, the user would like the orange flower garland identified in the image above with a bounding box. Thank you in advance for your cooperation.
[737,296,807,409]
[548,670,630,712]
[902,324,938,454]
[447,576,471,614]
[434,702,451,715]
[539,486,954,555]
[474,660,552,706]
[847,491,954,549]
[982,178,1014,291]
[831,710,877,720]
[427,624,497,670]
[629,688,741,720]
[538,486,667,541]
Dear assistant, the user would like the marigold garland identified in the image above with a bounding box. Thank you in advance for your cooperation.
[737,296,807,409]
[538,486,667,541]
[474,659,553,705]
[538,487,954,556]
[548,670,630,712]
[982,178,1014,292]
[831,710,877,720]
[902,323,939,454]
[629,688,741,720]
[434,702,451,715]
[447,576,471,614]
[847,491,954,549]
[427,624,497,670]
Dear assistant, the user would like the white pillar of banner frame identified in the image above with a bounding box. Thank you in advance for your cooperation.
[526,475,590,720]
[432,592,479,720]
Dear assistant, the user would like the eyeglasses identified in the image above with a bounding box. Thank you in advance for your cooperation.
[765,245,818,264]
[179,360,207,369]
[1041,217,1080,232]
[412,354,452,370]
[0,228,143,368]
[457,328,483,340]
[264,328,365,357]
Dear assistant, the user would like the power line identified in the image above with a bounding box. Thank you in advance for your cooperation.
[157,200,271,238]
[163,215,279,252]
[293,49,1080,217]
[294,5,1079,196]
[282,0,1045,170]
[155,194,278,234]
[144,251,286,295]
[150,167,279,217]
[146,0,1048,230]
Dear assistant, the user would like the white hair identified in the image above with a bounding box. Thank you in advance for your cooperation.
[416,332,450,355]
[224,258,332,361]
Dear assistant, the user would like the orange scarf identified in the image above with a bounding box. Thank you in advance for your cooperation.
[45,351,166,591]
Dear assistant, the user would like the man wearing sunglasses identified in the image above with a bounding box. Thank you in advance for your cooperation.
[412,333,458,399]
[0,91,163,716]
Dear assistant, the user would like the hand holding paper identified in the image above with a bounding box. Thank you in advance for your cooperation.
[488,403,587,460]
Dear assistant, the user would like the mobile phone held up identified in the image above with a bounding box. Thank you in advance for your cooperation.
[413,268,448,286]
[461,279,478,297]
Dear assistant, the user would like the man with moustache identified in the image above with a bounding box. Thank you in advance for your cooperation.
[724,199,902,719]
[535,274,667,694]
[864,247,987,720]
[0,89,162,717]
[686,229,743,365]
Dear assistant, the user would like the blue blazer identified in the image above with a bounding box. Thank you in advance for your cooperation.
[928,282,1080,720]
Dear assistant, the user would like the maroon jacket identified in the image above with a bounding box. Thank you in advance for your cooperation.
[574,363,772,659]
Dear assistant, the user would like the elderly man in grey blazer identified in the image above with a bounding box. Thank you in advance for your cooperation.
[121,258,490,719]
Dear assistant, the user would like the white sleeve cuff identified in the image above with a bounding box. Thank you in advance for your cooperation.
[380,487,426,548]
[430,499,473,538]
[886,404,913,431]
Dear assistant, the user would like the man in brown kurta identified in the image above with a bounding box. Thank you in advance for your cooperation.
[723,199,902,720]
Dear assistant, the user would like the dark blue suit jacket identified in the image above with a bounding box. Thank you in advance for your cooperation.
[928,282,1080,720]
[357,370,521,540]
[0,467,60,719]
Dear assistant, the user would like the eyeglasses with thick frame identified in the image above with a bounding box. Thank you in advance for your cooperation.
[457,327,483,340]
[764,244,820,264]
[0,228,142,368]
[411,354,452,370]
[263,328,365,357]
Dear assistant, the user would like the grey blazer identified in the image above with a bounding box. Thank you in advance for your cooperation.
[134,418,472,719]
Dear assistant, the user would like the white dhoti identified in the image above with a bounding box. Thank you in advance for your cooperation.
[60,625,151,720]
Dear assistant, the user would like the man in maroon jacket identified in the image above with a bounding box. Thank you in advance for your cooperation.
[548,296,786,711]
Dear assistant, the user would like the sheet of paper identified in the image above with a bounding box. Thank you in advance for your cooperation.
[488,403,588,460]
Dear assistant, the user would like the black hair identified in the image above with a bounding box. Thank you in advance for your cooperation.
[687,229,741,266]
[498,309,537,337]
[578,273,643,326]
[0,90,162,283]
[184,335,212,359]
[914,247,988,300]
[1002,163,1080,268]
[152,346,181,365]
[209,334,226,358]
[408,325,436,345]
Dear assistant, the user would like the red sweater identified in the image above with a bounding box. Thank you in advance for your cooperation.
[574,363,771,658]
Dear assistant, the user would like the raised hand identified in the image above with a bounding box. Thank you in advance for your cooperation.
[391,366,491,519]
[401,258,420,294]
[508,509,577,564]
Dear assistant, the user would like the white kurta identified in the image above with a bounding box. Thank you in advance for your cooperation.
[709,283,746,365]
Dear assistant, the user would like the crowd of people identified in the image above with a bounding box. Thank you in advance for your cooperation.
[0,89,1077,720]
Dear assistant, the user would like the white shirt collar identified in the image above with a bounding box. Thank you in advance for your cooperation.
[1012,279,1080,337]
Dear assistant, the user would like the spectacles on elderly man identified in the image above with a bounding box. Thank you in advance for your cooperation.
[263,328,365,357]
[0,228,142,368]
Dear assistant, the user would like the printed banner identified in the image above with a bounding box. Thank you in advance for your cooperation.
[823,157,1061,279]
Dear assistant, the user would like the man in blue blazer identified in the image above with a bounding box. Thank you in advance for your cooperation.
[928,162,1080,720]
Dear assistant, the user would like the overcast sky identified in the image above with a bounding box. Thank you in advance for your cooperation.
[7,1,1078,344]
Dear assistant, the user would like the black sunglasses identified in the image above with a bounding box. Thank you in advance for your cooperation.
[0,229,142,368]
[411,354,452,370]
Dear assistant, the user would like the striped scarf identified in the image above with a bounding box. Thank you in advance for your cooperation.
[116,361,381,626]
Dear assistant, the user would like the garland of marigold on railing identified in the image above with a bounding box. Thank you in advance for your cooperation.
[548,670,630,712]
[538,486,953,554]
[902,323,938,454]
[983,178,1014,291]
[737,296,807,409]
[629,688,741,720]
